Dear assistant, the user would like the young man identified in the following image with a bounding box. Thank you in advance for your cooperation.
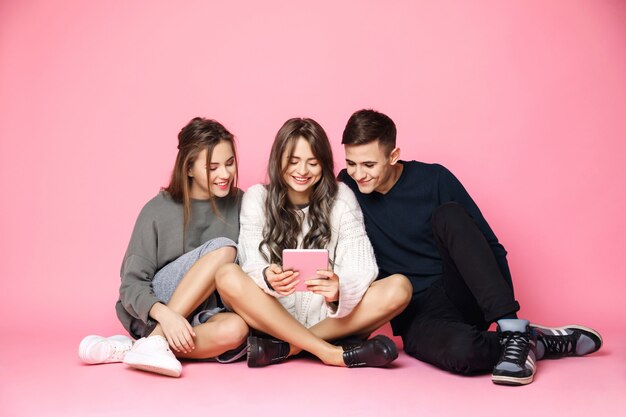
[337,109,602,385]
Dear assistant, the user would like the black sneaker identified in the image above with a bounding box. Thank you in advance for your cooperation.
[492,319,537,386]
[247,336,290,367]
[531,324,602,360]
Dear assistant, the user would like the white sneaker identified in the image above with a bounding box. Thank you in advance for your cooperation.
[78,335,133,364]
[123,335,182,378]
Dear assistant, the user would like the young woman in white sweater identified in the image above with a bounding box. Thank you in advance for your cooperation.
[216,118,413,367]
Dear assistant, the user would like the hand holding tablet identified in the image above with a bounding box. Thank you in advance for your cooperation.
[282,249,330,292]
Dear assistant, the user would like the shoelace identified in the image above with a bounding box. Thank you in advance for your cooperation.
[499,331,531,365]
[149,335,172,351]
[109,342,131,361]
[539,332,576,355]
[343,345,364,367]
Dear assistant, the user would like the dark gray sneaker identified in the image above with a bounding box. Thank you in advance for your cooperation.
[531,324,602,360]
[492,319,537,386]
[215,341,248,364]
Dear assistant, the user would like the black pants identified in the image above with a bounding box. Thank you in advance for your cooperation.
[400,202,520,374]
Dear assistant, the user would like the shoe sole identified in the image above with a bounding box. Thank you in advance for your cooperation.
[79,335,133,364]
[216,341,248,364]
[124,351,182,377]
[530,324,603,353]
[374,335,399,363]
[492,374,534,386]
[247,336,261,368]
[78,335,105,364]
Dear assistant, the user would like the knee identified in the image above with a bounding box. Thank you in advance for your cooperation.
[214,316,249,349]
[215,263,246,298]
[431,202,470,235]
[437,334,486,375]
[383,274,413,314]
[212,246,237,264]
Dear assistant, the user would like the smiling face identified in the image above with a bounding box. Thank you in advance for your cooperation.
[188,140,236,199]
[344,140,401,194]
[281,137,323,205]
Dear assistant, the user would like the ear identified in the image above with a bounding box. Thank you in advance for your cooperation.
[187,165,193,177]
[389,147,401,165]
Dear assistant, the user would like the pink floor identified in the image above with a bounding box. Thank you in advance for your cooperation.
[1,324,624,417]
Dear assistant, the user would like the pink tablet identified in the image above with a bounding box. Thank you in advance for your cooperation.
[282,249,329,292]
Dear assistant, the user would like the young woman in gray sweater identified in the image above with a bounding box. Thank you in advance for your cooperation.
[79,118,247,377]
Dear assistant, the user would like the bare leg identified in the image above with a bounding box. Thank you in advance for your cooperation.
[309,274,412,341]
[215,264,345,366]
[167,246,236,315]
[176,312,248,360]
[150,247,240,357]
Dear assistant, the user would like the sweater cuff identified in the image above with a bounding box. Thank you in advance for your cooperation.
[325,301,339,316]
[137,294,162,324]
[263,266,275,291]
[250,268,282,298]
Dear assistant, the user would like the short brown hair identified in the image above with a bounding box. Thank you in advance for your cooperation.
[342,109,396,154]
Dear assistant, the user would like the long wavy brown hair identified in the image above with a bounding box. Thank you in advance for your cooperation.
[163,117,238,237]
[260,118,338,264]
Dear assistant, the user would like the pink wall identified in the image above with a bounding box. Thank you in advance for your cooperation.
[1,1,625,336]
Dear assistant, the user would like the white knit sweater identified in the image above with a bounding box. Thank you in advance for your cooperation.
[238,183,378,327]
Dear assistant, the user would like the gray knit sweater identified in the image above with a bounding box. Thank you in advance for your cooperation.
[115,190,242,334]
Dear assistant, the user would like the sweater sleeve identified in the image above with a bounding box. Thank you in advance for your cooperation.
[437,165,514,289]
[326,184,378,318]
[238,185,281,297]
[118,207,162,324]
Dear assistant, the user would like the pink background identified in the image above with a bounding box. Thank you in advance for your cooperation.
[1,2,625,414]
[2,0,626,333]
[3,0,624,333]
[2,0,625,332]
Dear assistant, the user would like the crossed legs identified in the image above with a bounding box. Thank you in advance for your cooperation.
[150,246,249,359]
[215,264,412,366]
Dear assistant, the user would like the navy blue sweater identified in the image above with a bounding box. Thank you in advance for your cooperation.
[338,161,512,297]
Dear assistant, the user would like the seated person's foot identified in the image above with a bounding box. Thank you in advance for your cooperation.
[342,335,398,368]
[123,335,182,377]
[492,319,537,386]
[79,335,133,364]
[531,324,602,360]
[247,336,290,367]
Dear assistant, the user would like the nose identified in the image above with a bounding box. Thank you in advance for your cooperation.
[354,165,365,180]
[217,165,230,178]
[296,161,308,175]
